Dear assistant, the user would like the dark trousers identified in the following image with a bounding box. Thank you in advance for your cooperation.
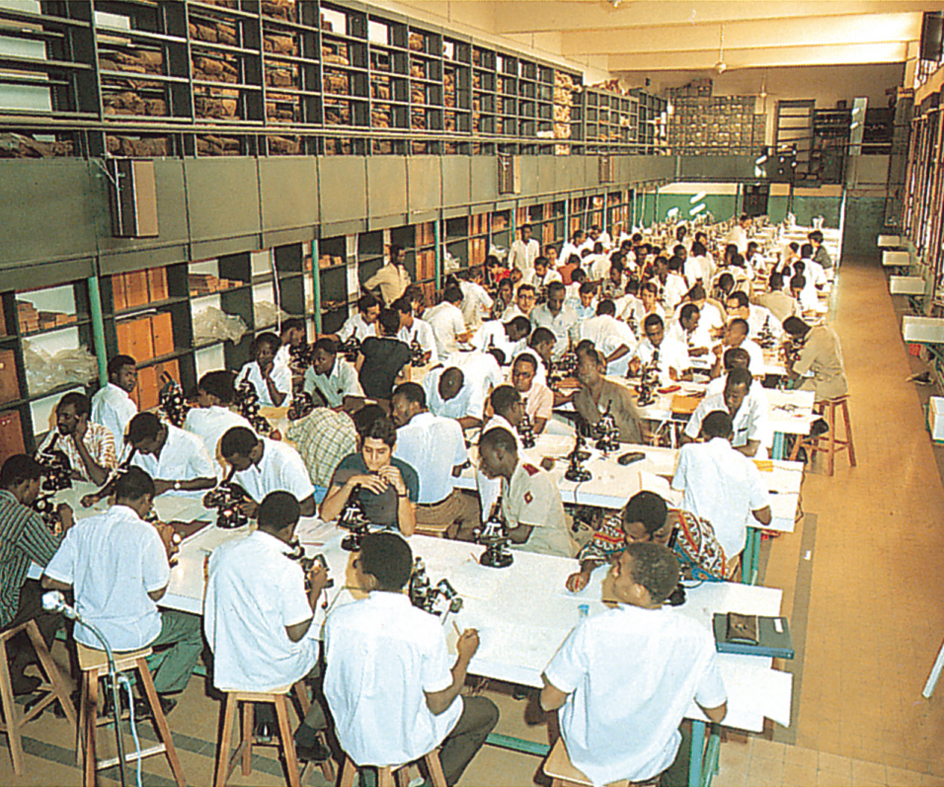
[438,695,499,786]
[1,580,62,672]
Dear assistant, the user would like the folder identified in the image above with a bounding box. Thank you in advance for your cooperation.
[713,612,794,659]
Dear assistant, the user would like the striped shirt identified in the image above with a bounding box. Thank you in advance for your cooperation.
[0,489,61,627]
[37,423,117,483]
[285,408,358,489]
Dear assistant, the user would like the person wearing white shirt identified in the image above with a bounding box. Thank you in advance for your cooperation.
[711,319,764,378]
[794,258,826,307]
[390,383,479,537]
[236,333,292,408]
[671,410,772,561]
[126,413,217,498]
[469,315,529,363]
[394,298,438,366]
[683,368,771,458]
[454,349,504,415]
[425,286,471,361]
[705,347,762,398]
[183,371,254,470]
[726,214,751,254]
[90,354,138,453]
[219,427,316,517]
[527,256,563,294]
[630,315,692,385]
[569,280,598,322]
[303,338,364,408]
[422,366,483,429]
[558,230,587,272]
[541,542,727,787]
[323,533,498,785]
[335,294,381,344]
[273,318,307,370]
[687,285,725,340]
[507,224,541,279]
[799,246,828,288]
[530,282,578,361]
[457,274,493,331]
[42,468,203,707]
[790,273,819,313]
[724,291,781,343]
[624,282,666,338]
[662,258,689,313]
[510,353,554,433]
[204,491,332,762]
[576,300,637,377]
[684,244,711,289]
[666,303,712,368]
[500,283,537,323]
[476,385,525,525]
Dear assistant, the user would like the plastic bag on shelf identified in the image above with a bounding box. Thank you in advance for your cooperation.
[488,245,508,262]
[22,340,98,396]
[192,306,248,345]
[254,301,289,331]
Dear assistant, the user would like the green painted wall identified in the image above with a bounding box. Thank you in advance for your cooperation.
[842,196,885,260]
[792,197,842,227]
[654,193,739,225]
[768,196,790,224]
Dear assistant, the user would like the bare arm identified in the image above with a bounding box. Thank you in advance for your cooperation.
[457,416,481,430]
[700,701,727,723]
[298,494,316,518]
[425,630,478,715]
[736,439,761,457]
[285,564,329,642]
[42,576,71,592]
[148,586,168,602]
[507,523,534,544]
[752,505,772,526]
[540,677,569,712]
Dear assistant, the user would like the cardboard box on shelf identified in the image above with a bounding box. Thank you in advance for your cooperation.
[135,365,160,411]
[0,410,25,465]
[124,270,150,309]
[0,350,20,404]
[148,267,169,301]
[116,317,155,362]
[151,312,175,358]
[111,274,129,312]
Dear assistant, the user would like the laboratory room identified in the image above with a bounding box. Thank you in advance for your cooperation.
[2,0,944,785]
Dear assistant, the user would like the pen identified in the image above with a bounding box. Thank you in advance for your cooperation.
[453,621,461,636]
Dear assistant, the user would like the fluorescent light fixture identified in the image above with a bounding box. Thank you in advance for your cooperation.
[689,191,707,204]
[755,155,768,165]
[666,207,680,218]
[690,203,706,216]
[850,122,860,130]
[754,166,764,178]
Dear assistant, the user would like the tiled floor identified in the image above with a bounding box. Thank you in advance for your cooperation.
[3,254,944,786]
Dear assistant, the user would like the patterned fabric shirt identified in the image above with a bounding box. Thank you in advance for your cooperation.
[285,407,358,488]
[577,507,727,580]
[0,489,61,627]
[38,423,117,483]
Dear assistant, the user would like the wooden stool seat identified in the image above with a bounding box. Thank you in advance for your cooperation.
[0,619,77,775]
[543,739,633,787]
[213,682,335,787]
[339,749,448,787]
[77,642,184,787]
[789,395,856,476]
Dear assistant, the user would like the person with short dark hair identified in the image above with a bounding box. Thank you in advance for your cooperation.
[629,313,692,384]
[511,353,553,433]
[236,332,292,407]
[725,290,782,343]
[755,271,798,324]
[500,283,537,322]
[220,426,316,518]
[470,314,530,362]
[274,318,308,369]
[457,267,494,331]
[91,354,138,450]
[183,371,254,468]
[127,411,217,497]
[323,532,498,786]
[531,280,578,361]
[542,542,727,787]
[335,293,381,345]
[364,243,411,305]
[43,468,202,713]
[0,455,71,694]
[422,366,483,429]
[575,299,637,377]
[528,255,562,297]
[425,286,472,359]
[303,337,364,409]
[808,229,833,269]
[394,296,438,366]
[684,367,771,457]
[205,490,332,762]
[573,348,646,443]
[710,317,763,378]
[783,317,848,402]
[356,307,412,401]
[38,392,116,485]
[508,223,541,279]
[320,416,418,535]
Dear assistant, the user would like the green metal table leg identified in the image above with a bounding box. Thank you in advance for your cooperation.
[771,432,785,461]
[689,720,706,787]
[741,527,759,585]
[701,728,722,787]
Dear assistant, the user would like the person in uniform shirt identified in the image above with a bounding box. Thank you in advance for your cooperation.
[470,315,530,362]
[808,230,833,270]
[630,315,692,385]
[38,392,116,485]
[220,427,316,518]
[456,269,494,331]
[475,385,525,528]
[204,491,332,763]
[364,244,411,305]
[542,542,727,787]
[575,299,637,377]
[507,223,541,279]
[710,318,764,379]
[666,303,712,365]
[671,411,771,563]
[530,281,578,361]
[390,383,478,537]
[683,368,771,458]
[725,290,782,343]
[273,318,307,370]
[422,366,484,429]
[43,468,202,714]
[425,285,472,360]
[356,308,412,401]
[286,407,358,504]
[573,348,645,444]
[394,296,438,366]
[477,427,575,557]
[304,337,364,409]
[320,414,417,535]
[236,332,292,408]
[91,354,138,452]
[783,317,849,402]
[323,532,498,787]
[755,272,798,324]
[334,293,381,345]
[500,283,537,322]
[183,371,254,471]
[126,412,217,498]
[510,354,553,434]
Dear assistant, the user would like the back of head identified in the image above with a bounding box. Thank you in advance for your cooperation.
[691,241,706,257]
[726,366,753,390]
[0,454,42,489]
[393,382,425,409]
[115,467,155,501]
[668,256,683,272]
[794,260,806,274]
[800,243,814,259]
[314,336,339,355]
[378,307,401,336]
[679,303,698,323]
[479,426,517,455]
[729,318,749,338]
[353,404,387,440]
[790,275,806,292]
[782,316,809,337]
[688,284,706,301]
[571,268,587,283]
[359,532,413,591]
[127,411,162,444]
[443,285,463,304]
[220,426,258,458]
[643,313,663,332]
[722,347,750,371]
[530,327,555,348]
[257,491,300,533]
[718,273,734,290]
[108,354,136,379]
[727,291,749,310]
[490,385,520,418]
[508,316,531,338]
[625,542,679,605]
[768,272,783,290]
[622,491,668,535]
[391,297,412,316]
[596,299,616,317]
[701,410,733,439]
[199,370,237,405]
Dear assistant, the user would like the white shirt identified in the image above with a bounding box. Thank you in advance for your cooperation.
[665,318,712,356]
[231,437,315,505]
[425,301,467,359]
[303,357,363,408]
[453,350,503,410]
[274,343,292,369]
[91,382,137,451]
[557,242,583,268]
[632,337,691,386]
[747,304,782,342]
[183,406,254,469]
[727,224,749,254]
[236,361,292,408]
[510,348,548,388]
[508,238,541,276]
[684,390,771,458]
[697,301,725,335]
[131,424,217,496]
[394,411,467,505]
[662,273,688,312]
[459,280,493,330]
[732,338,765,376]
[476,413,522,521]
[422,366,484,421]
[204,530,319,692]
[44,504,169,651]
[545,604,726,786]
[337,312,378,344]
[684,256,709,288]
[672,438,770,557]
[527,268,563,291]
[398,318,439,366]
[530,303,579,360]
[577,315,637,377]
[470,320,523,364]
[588,254,610,282]
[324,592,463,768]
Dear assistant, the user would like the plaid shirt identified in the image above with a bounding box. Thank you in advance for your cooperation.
[38,423,117,483]
[0,490,61,627]
[286,408,358,488]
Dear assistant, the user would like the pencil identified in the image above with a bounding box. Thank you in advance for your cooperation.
[453,621,461,636]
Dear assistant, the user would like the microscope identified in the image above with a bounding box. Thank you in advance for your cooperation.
[288,341,314,378]
[756,314,777,350]
[33,433,73,533]
[517,411,536,449]
[594,401,620,454]
[158,372,190,428]
[409,557,464,616]
[564,429,592,483]
[202,467,250,529]
[287,391,315,421]
[548,350,578,387]
[634,356,660,408]
[234,380,272,435]
[474,500,514,568]
[338,485,372,551]
[409,337,426,368]
[338,336,361,363]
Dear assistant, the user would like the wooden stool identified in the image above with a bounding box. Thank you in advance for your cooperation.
[543,738,660,787]
[0,619,77,774]
[789,395,856,476]
[76,642,185,787]
[339,748,448,787]
[213,682,335,787]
